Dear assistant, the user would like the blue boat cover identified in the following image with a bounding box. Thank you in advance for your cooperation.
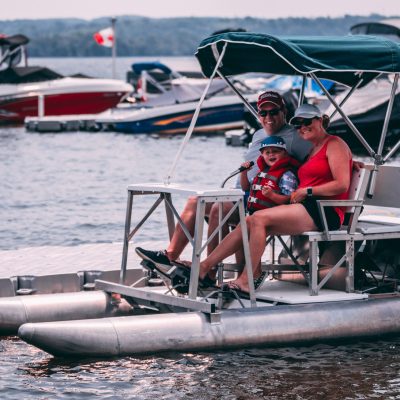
[131,62,172,75]
[195,33,400,87]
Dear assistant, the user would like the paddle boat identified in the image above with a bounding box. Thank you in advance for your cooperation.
[12,32,400,357]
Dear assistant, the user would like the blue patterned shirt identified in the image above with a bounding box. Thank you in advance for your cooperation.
[279,170,299,195]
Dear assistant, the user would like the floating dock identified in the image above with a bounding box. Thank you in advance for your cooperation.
[0,242,160,297]
[25,114,102,133]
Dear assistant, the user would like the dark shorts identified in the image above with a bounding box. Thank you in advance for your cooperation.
[301,198,341,231]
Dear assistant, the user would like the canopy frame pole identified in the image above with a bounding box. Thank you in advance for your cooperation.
[329,77,364,120]
[217,71,259,122]
[298,75,307,106]
[368,73,399,196]
[164,43,227,184]
[384,140,400,162]
[378,73,399,156]
[310,72,375,157]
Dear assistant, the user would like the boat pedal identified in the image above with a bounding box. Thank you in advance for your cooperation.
[16,288,37,295]
[147,278,165,287]
[140,259,157,275]
[83,282,96,291]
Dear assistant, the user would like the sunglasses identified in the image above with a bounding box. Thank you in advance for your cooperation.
[292,117,318,129]
[258,108,282,118]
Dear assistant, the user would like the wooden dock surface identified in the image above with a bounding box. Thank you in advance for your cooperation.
[0,241,169,278]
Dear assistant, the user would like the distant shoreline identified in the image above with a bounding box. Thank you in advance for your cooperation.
[1,14,398,57]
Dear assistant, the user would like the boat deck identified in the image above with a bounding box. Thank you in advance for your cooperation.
[256,279,367,304]
[0,242,143,278]
[0,242,367,304]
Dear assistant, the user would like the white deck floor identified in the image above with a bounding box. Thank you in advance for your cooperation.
[256,279,367,303]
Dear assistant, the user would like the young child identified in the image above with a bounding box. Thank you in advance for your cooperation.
[240,136,300,214]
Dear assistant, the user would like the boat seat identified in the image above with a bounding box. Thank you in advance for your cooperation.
[219,167,372,296]
[357,215,400,234]
[270,166,371,295]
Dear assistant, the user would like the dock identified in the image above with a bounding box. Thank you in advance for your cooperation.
[0,241,169,297]
[25,114,102,133]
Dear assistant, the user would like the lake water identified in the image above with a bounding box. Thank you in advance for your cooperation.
[1,57,400,399]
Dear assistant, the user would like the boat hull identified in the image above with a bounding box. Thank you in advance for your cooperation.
[112,102,248,134]
[18,297,400,358]
[0,91,128,124]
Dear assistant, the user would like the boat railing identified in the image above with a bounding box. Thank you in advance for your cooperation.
[95,183,258,318]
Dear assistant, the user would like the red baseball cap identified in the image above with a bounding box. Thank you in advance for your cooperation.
[257,91,285,110]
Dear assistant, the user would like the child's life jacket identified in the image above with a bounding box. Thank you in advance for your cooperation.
[247,155,300,212]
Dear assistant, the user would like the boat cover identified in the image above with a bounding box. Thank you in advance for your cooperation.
[196,33,400,87]
[0,34,29,47]
[0,66,63,84]
[131,62,173,75]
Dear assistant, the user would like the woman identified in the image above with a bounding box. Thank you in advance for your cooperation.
[197,103,353,294]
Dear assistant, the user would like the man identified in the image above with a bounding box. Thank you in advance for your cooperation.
[135,91,311,274]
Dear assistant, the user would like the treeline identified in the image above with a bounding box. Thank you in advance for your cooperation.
[0,14,395,57]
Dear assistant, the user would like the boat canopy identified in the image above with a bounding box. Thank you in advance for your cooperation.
[195,32,400,87]
[0,34,29,47]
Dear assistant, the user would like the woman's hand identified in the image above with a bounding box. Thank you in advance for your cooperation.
[290,187,307,204]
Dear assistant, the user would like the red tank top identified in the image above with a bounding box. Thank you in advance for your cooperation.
[298,136,352,224]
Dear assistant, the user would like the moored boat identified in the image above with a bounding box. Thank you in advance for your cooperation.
[97,93,258,134]
[0,34,133,124]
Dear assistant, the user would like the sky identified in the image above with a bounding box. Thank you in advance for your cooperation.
[1,0,399,20]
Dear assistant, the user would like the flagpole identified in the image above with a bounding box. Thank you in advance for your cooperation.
[111,17,116,79]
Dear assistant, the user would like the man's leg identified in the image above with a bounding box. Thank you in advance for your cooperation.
[136,196,209,268]
[167,196,212,261]
[207,202,234,256]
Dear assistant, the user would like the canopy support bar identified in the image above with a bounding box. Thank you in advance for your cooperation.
[329,77,364,120]
[217,71,259,122]
[368,73,399,196]
[298,75,307,106]
[310,72,375,157]
[384,139,400,162]
[164,43,227,184]
[378,74,399,156]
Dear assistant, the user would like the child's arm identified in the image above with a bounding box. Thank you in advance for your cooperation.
[239,161,253,191]
[262,171,299,205]
[261,186,291,205]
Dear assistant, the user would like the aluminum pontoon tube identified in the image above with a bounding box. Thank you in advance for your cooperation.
[0,291,129,335]
[19,298,400,358]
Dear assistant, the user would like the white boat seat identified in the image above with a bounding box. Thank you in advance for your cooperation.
[357,221,400,235]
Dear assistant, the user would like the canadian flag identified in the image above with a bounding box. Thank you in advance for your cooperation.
[93,27,114,47]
